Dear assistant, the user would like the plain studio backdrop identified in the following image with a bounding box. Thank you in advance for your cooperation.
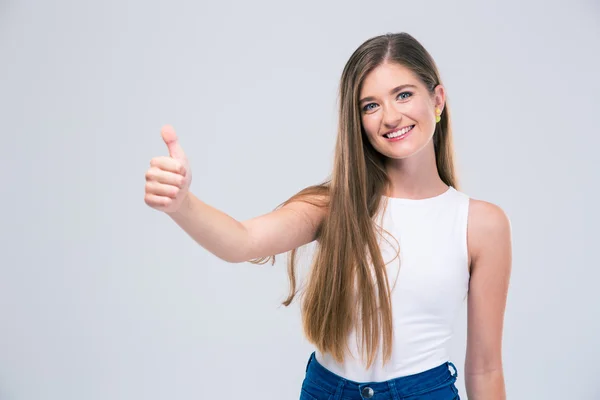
[0,0,598,399]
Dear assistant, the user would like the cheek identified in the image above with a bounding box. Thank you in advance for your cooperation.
[361,115,379,138]
[413,103,434,124]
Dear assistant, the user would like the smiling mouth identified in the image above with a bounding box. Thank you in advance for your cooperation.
[383,125,415,139]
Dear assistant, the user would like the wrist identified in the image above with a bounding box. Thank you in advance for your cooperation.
[167,191,192,217]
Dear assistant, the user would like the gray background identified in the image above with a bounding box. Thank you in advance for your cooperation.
[1,0,598,399]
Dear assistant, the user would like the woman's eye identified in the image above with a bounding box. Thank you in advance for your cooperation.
[397,91,413,100]
[363,103,377,112]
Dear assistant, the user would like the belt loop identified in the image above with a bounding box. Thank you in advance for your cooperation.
[388,380,401,399]
[332,379,345,400]
[447,361,458,379]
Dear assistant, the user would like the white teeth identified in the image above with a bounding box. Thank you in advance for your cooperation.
[385,125,414,138]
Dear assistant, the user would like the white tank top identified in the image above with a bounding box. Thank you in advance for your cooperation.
[315,186,471,382]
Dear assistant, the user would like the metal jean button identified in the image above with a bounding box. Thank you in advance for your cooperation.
[361,386,374,398]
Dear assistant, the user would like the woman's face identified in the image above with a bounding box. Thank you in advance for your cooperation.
[359,62,445,160]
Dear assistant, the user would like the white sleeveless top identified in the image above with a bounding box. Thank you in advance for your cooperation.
[315,186,471,382]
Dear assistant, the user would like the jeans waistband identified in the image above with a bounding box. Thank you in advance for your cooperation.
[304,352,458,398]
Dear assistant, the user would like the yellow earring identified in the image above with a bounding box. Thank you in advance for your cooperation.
[435,107,442,123]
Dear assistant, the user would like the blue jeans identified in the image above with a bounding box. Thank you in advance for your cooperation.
[301,352,460,400]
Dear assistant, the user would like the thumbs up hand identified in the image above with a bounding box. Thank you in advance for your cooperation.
[145,125,193,213]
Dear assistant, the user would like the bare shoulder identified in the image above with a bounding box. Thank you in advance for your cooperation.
[467,198,512,272]
[468,198,511,230]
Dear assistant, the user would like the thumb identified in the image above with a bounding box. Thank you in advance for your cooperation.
[161,125,186,160]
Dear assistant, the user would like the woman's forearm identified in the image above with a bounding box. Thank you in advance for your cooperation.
[167,192,250,263]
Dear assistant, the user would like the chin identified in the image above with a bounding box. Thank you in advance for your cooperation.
[382,151,416,160]
[376,141,418,159]
[380,135,433,159]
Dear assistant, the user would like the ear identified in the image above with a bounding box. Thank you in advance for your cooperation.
[433,84,446,112]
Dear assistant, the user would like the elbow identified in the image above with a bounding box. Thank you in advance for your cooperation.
[218,246,252,264]
[213,250,247,264]
[216,225,253,264]
[221,255,247,264]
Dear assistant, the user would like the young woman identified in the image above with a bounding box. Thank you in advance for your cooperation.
[144,32,512,400]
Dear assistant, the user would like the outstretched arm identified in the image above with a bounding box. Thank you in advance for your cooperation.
[145,125,327,264]
[168,192,326,263]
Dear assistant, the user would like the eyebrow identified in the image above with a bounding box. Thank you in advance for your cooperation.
[359,84,418,104]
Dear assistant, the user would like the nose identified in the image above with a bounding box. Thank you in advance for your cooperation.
[381,104,403,129]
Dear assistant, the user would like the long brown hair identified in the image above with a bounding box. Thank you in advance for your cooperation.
[250,32,459,369]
